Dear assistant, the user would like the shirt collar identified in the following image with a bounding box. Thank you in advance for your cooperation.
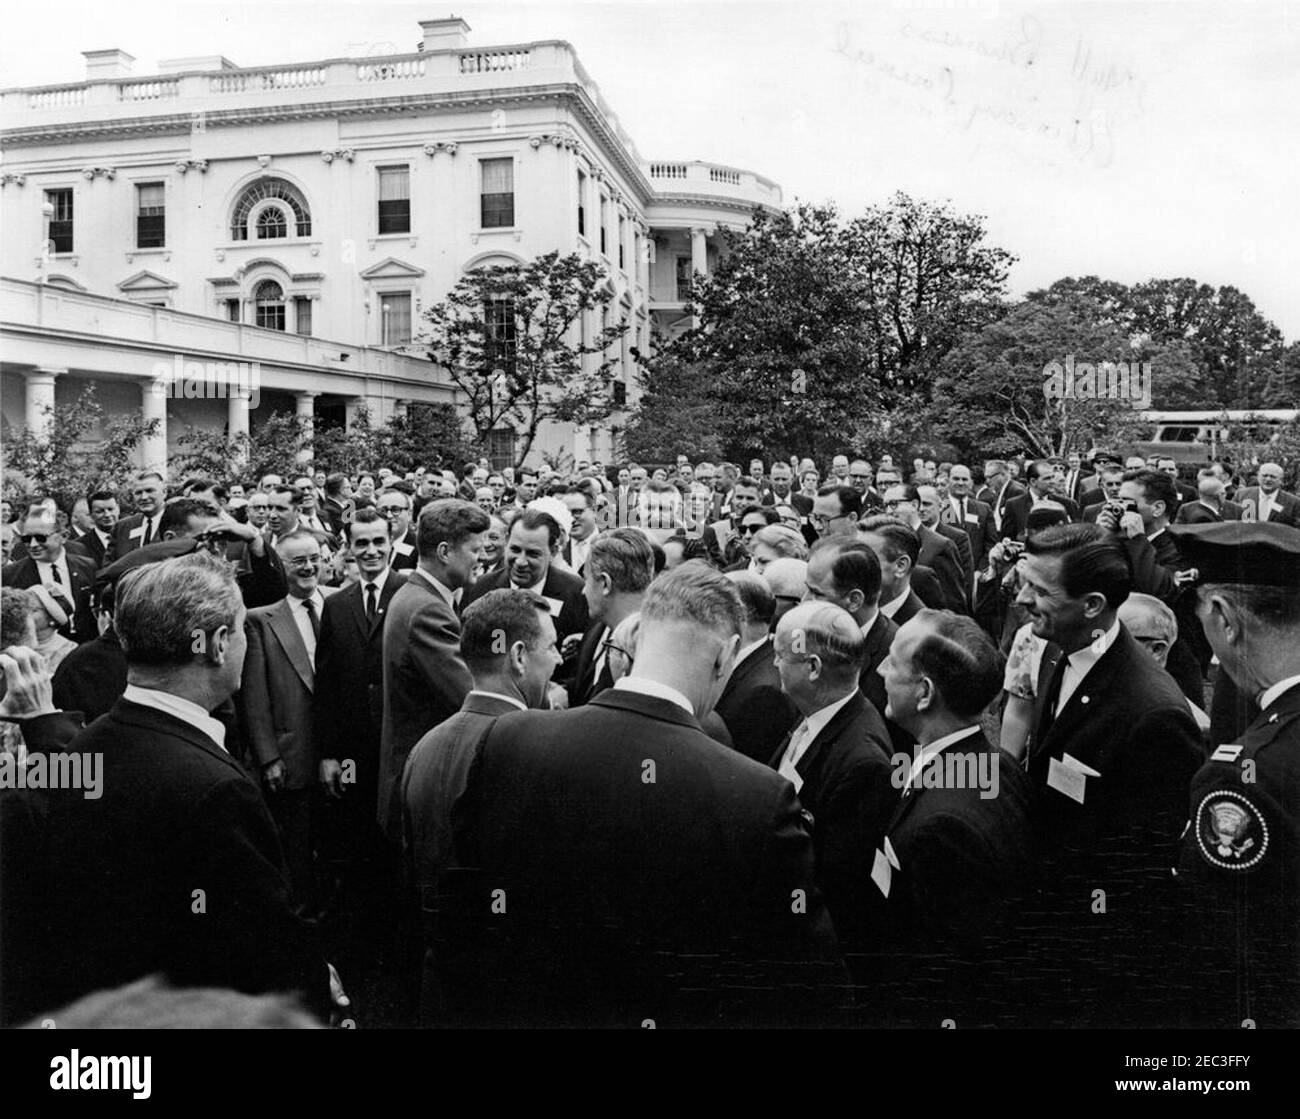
[904,725,983,790]
[363,566,391,596]
[1259,674,1300,712]
[123,685,226,751]
[1067,618,1121,673]
[468,689,527,711]
[858,607,880,636]
[612,676,694,717]
[794,689,858,754]
[879,591,907,619]
[413,567,457,608]
[736,635,770,665]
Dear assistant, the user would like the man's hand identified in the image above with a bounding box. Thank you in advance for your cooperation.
[215,515,265,556]
[1118,511,1145,539]
[262,758,286,793]
[0,646,56,718]
[547,684,569,710]
[319,758,344,799]
[1096,505,1120,534]
[327,962,353,1027]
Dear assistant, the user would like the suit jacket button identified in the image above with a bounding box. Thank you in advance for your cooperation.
[1080,695,1089,704]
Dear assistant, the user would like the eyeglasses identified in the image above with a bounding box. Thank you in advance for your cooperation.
[377,506,409,517]
[739,523,764,535]
[600,638,633,660]
[285,556,322,569]
[850,474,871,481]
[19,533,53,543]
[883,499,913,509]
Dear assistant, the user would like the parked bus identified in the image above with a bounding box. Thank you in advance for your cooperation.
[1132,410,1299,465]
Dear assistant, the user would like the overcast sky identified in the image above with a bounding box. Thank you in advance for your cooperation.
[4,0,1297,342]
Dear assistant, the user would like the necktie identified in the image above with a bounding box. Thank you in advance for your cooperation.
[142,516,154,545]
[304,596,320,641]
[778,721,812,784]
[1035,655,1068,748]
[365,582,377,623]
[49,563,64,586]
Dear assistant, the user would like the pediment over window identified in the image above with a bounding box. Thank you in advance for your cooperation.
[359,257,426,280]
[118,269,177,292]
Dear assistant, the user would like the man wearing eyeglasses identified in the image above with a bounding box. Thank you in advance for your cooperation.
[2,513,97,644]
[810,484,862,543]
[240,530,339,915]
[376,487,418,571]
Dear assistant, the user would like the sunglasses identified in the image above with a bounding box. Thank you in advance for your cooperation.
[20,533,54,543]
[739,523,765,535]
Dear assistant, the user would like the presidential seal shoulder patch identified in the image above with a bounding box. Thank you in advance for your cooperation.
[1195,789,1269,871]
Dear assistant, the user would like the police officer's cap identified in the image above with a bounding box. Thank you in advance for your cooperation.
[1167,521,1300,588]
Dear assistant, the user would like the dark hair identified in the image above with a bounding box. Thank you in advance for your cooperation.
[513,509,562,551]
[87,489,118,507]
[858,515,920,567]
[816,484,863,520]
[416,499,490,559]
[1025,522,1132,610]
[737,505,780,527]
[588,528,655,594]
[159,498,218,537]
[346,507,390,543]
[1200,583,1300,629]
[325,472,349,497]
[460,588,550,673]
[377,486,412,508]
[1122,469,1177,513]
[1028,459,1054,483]
[812,538,883,606]
[566,484,597,509]
[270,484,302,505]
[910,609,1005,718]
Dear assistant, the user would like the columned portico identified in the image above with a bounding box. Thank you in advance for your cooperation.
[24,366,63,437]
[228,388,252,463]
[294,390,318,463]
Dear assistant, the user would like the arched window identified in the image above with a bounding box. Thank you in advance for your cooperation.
[254,279,285,331]
[230,178,312,241]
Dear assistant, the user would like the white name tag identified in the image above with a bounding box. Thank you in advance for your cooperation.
[542,595,565,618]
[871,847,892,897]
[1047,752,1101,804]
[392,541,413,556]
[964,513,980,524]
[129,526,145,540]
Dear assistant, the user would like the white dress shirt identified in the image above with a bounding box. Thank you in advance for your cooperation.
[35,554,73,590]
[1259,674,1300,712]
[735,635,770,667]
[612,676,694,716]
[123,684,227,751]
[779,689,857,782]
[880,591,908,619]
[1055,618,1121,714]
[903,725,983,792]
[289,590,325,667]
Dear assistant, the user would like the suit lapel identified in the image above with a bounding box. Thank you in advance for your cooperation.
[1036,631,1132,769]
[112,699,246,777]
[268,599,314,691]
[796,692,863,779]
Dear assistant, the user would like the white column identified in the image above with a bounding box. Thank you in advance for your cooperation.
[141,376,169,477]
[690,227,708,327]
[24,367,63,438]
[228,388,251,465]
[294,390,317,464]
[344,397,363,430]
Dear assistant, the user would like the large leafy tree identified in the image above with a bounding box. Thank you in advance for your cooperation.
[2,384,159,509]
[930,295,1200,459]
[419,250,627,469]
[629,196,1015,463]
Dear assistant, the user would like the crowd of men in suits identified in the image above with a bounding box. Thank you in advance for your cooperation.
[1,443,1298,1029]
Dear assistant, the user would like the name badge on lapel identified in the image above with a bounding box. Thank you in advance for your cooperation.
[542,595,565,618]
[392,540,414,556]
[129,525,146,540]
[964,513,980,525]
[1047,752,1101,804]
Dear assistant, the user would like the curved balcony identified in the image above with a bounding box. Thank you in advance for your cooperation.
[643,160,782,211]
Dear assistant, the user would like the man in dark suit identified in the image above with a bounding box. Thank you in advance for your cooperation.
[878,486,968,614]
[865,610,1034,1025]
[943,465,995,571]
[73,488,119,568]
[1060,454,1093,505]
[377,499,487,842]
[977,459,1024,536]
[771,601,897,966]
[1079,464,1125,523]
[1016,523,1202,1027]
[858,516,927,628]
[400,588,561,1024]
[436,564,842,1027]
[376,487,418,571]
[1170,521,1300,1027]
[2,550,333,1025]
[918,484,973,596]
[240,531,337,911]
[715,571,798,762]
[460,509,589,650]
[2,512,97,644]
[702,478,762,565]
[320,472,354,536]
[1001,459,1080,542]
[107,471,167,564]
[568,528,654,707]
[1237,462,1300,527]
[1155,457,1197,511]
[1175,471,1241,524]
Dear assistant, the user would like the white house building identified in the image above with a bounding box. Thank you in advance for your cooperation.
[0,16,781,473]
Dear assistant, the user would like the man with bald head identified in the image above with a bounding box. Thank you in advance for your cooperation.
[772,601,898,964]
[1237,462,1299,527]
[943,465,995,572]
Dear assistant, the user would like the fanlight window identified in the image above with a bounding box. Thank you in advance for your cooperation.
[231,178,312,241]
[254,279,286,331]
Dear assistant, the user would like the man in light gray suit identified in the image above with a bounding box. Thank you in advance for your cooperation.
[376,499,489,841]
[400,587,561,1024]
[240,530,338,912]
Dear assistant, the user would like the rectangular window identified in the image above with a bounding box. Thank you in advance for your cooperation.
[487,428,516,472]
[294,297,313,337]
[485,297,517,375]
[599,196,607,255]
[613,380,627,408]
[576,169,586,237]
[377,166,411,234]
[380,292,412,345]
[675,257,692,301]
[224,298,241,323]
[46,188,73,253]
[136,183,165,248]
[618,214,626,269]
[480,158,514,228]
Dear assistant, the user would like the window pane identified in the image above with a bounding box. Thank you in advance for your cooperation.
[381,293,412,345]
[225,299,241,323]
[481,159,513,193]
[378,199,410,234]
[46,189,73,253]
[481,159,514,228]
[137,183,165,211]
[295,297,313,337]
[378,167,410,200]
[256,208,287,239]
